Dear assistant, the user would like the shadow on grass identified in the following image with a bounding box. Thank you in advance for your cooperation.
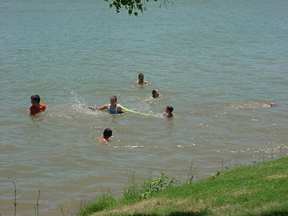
[131,210,208,216]
[127,209,288,216]
[168,211,208,216]
[258,210,288,216]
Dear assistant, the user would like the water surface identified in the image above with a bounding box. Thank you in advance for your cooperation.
[1,0,288,215]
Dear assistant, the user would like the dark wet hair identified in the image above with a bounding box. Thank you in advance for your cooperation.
[138,73,144,79]
[31,95,40,104]
[110,95,118,102]
[152,89,159,98]
[166,106,174,113]
[103,128,112,139]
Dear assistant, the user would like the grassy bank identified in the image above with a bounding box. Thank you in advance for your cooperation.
[78,157,288,216]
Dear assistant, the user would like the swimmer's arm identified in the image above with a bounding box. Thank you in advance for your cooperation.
[96,104,108,111]
[136,80,151,86]
[88,106,97,111]
[143,80,151,86]
[117,104,125,113]
[40,103,47,111]
[145,82,152,87]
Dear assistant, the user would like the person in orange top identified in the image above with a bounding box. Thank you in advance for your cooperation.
[29,95,47,116]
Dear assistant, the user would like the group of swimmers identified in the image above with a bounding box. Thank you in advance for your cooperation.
[29,73,174,144]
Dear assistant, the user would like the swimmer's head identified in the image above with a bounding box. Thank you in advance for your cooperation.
[31,95,40,105]
[152,89,160,98]
[110,96,118,106]
[166,105,174,114]
[138,73,144,83]
[103,128,112,140]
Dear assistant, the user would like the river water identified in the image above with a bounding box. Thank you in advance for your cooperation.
[1,0,288,215]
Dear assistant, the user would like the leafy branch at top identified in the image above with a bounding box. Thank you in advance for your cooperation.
[105,0,158,16]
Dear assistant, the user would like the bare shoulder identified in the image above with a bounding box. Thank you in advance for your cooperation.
[98,137,108,144]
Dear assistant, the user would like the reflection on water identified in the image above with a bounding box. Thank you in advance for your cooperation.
[228,101,276,110]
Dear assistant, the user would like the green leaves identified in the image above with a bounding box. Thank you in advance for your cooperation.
[105,0,158,16]
[141,173,175,199]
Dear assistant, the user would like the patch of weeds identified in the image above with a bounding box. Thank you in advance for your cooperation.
[78,194,116,216]
[122,184,143,204]
[122,173,176,204]
[141,173,176,199]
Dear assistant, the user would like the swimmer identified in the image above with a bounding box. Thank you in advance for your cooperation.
[262,102,276,108]
[98,128,112,144]
[29,95,47,116]
[152,89,160,99]
[163,105,174,118]
[96,96,124,114]
[136,72,149,86]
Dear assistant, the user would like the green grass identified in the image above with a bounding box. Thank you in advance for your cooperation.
[78,195,116,216]
[78,157,288,216]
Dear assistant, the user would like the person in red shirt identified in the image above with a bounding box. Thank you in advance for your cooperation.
[29,95,47,116]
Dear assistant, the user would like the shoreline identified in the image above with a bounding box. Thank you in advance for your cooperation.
[77,155,288,216]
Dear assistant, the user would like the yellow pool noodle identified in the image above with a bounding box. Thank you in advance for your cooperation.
[121,106,155,117]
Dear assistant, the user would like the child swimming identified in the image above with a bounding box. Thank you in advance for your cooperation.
[98,128,112,144]
[136,72,149,86]
[29,95,47,116]
[152,89,160,98]
[96,96,124,114]
[163,105,174,118]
